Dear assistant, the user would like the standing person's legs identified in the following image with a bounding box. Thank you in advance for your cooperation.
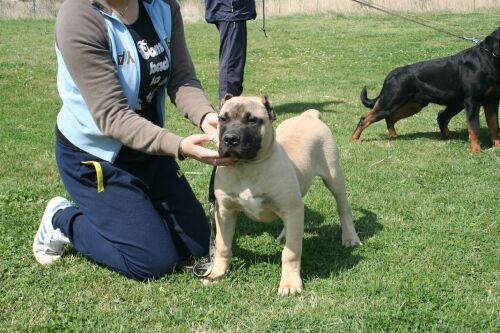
[52,143,209,280]
[217,20,248,103]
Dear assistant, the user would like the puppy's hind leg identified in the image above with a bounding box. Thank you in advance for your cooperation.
[321,150,361,247]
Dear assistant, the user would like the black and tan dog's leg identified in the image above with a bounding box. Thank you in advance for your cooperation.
[437,105,463,139]
[279,205,305,296]
[202,204,237,284]
[483,101,500,148]
[352,101,383,141]
[464,99,482,152]
[385,102,423,138]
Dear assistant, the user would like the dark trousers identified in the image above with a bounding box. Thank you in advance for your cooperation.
[217,20,248,102]
[53,142,210,281]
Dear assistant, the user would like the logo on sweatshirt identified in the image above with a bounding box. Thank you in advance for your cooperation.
[117,50,136,66]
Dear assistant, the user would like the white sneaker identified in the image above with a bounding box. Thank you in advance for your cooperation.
[33,196,72,265]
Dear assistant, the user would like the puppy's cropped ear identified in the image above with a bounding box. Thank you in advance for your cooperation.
[221,93,234,107]
[262,95,276,121]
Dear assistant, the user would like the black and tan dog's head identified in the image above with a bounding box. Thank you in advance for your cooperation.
[483,27,500,56]
[218,94,276,161]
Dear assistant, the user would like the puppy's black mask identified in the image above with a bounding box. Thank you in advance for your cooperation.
[218,111,264,160]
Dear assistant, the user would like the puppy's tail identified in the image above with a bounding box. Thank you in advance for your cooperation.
[360,86,378,109]
[303,109,322,119]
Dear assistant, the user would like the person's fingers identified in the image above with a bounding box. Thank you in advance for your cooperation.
[181,134,215,156]
[186,133,212,145]
[194,133,219,146]
[181,134,235,166]
[195,146,219,159]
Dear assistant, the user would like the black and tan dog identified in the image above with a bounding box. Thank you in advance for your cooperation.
[352,27,500,152]
[203,95,361,295]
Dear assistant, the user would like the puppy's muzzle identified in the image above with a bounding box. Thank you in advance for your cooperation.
[218,125,261,160]
[222,132,240,147]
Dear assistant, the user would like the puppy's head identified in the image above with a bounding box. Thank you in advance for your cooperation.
[218,94,276,161]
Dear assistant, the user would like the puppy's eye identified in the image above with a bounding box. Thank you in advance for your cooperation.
[219,114,227,122]
[247,116,259,124]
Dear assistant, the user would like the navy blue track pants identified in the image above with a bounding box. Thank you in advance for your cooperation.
[53,142,210,281]
[217,20,248,102]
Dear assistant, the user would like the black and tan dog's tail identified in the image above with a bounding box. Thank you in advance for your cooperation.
[360,86,378,109]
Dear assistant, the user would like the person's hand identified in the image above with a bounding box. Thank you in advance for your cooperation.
[180,134,235,166]
[200,112,219,143]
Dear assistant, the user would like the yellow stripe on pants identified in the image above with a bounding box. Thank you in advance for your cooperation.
[81,161,105,193]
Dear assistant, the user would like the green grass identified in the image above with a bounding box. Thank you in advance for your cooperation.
[1,12,499,332]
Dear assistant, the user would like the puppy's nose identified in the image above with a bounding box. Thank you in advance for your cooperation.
[222,133,240,147]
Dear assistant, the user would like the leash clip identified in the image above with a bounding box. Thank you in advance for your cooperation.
[471,37,482,45]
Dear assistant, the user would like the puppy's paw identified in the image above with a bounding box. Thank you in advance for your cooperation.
[201,271,225,286]
[200,264,228,285]
[278,278,303,296]
[201,275,222,286]
[342,232,362,247]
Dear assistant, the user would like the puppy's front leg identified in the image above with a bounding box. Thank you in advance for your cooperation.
[278,205,304,296]
[203,203,237,283]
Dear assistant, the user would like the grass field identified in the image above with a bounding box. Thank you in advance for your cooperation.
[0,11,499,332]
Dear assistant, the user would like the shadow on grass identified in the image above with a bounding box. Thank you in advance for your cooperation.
[394,129,468,141]
[356,128,488,143]
[230,206,381,281]
[359,127,497,149]
[63,207,381,283]
[274,100,345,114]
